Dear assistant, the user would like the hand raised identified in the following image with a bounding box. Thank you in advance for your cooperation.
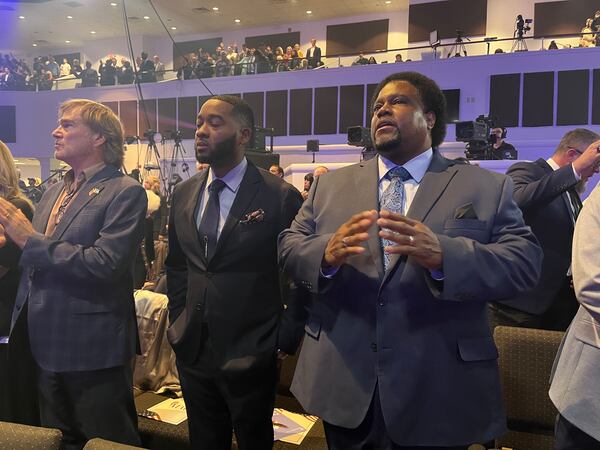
[572,139,600,181]
[377,210,443,270]
[323,210,378,269]
[0,197,34,249]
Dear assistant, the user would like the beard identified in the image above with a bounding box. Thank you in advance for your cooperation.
[373,129,401,155]
[196,133,237,167]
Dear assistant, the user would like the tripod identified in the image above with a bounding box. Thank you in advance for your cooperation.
[447,32,469,57]
[141,133,167,192]
[165,135,190,202]
[511,31,528,52]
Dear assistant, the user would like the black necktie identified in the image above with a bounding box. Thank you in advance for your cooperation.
[567,188,582,222]
[198,179,226,260]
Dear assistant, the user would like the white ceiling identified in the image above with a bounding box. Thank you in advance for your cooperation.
[1,0,408,52]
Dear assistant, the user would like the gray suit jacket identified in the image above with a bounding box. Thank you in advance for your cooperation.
[549,183,600,440]
[278,152,542,446]
[11,165,147,372]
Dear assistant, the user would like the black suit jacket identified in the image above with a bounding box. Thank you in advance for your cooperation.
[306,46,322,68]
[165,161,305,371]
[502,158,579,314]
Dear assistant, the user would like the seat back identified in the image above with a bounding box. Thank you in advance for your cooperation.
[494,326,564,449]
[84,438,146,449]
[0,421,62,450]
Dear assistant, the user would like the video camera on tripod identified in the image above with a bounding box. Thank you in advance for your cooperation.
[516,15,532,38]
[456,115,498,160]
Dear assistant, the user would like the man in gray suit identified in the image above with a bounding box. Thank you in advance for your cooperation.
[0,99,146,449]
[279,71,542,449]
[550,177,600,449]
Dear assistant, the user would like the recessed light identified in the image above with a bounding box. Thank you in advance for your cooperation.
[32,43,38,47]
[212,6,219,11]
[65,40,71,43]
[143,16,150,19]
[306,10,312,14]
[66,15,73,19]
[170,26,177,30]
[385,0,391,3]
[110,2,118,6]
[18,15,25,19]
[90,30,96,34]
[234,18,241,23]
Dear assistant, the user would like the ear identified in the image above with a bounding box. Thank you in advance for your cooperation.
[91,133,106,150]
[425,111,436,130]
[239,127,252,146]
[565,148,579,161]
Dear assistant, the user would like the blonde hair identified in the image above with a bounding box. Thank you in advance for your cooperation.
[59,99,124,167]
[144,175,161,195]
[0,140,30,204]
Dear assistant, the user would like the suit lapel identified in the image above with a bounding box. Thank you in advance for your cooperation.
[181,171,209,267]
[537,158,576,227]
[211,162,262,261]
[51,166,115,239]
[353,157,384,278]
[383,150,457,283]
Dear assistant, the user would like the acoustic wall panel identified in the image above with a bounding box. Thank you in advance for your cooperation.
[0,106,16,143]
[243,92,265,127]
[534,0,598,37]
[265,91,288,136]
[138,99,157,141]
[365,83,378,126]
[409,0,487,43]
[314,87,338,135]
[489,74,520,127]
[557,70,589,126]
[326,20,389,55]
[245,32,301,52]
[289,89,312,136]
[157,98,177,136]
[339,85,365,134]
[442,89,460,123]
[102,102,118,116]
[522,72,554,127]
[178,97,198,140]
[592,69,600,125]
[119,100,138,138]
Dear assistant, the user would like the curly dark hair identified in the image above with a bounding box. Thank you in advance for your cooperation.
[370,71,447,148]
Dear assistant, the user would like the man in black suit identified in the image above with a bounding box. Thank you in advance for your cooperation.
[490,128,600,330]
[306,39,322,69]
[139,51,156,83]
[165,95,305,450]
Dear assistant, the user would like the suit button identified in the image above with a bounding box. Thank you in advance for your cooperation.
[370,342,377,352]
[378,297,384,306]
[195,303,202,311]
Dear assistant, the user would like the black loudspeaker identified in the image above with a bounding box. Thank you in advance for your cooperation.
[307,139,320,152]
[245,150,280,171]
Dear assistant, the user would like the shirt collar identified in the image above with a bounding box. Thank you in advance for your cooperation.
[63,162,106,190]
[546,157,560,171]
[206,157,247,194]
[378,149,433,183]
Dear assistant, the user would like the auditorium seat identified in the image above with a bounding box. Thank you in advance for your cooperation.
[493,326,564,449]
[84,438,147,449]
[0,421,62,450]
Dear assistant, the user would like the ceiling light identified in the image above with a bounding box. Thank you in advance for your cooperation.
[32,43,38,47]
[18,15,25,19]
[385,0,391,3]
[212,6,219,11]
[66,15,73,19]
[143,16,150,19]
[306,10,312,14]
[110,2,118,6]
[65,40,71,43]
[170,26,177,30]
[90,30,96,34]
[234,18,241,23]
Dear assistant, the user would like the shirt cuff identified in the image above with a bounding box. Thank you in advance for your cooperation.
[320,266,339,279]
[429,268,445,281]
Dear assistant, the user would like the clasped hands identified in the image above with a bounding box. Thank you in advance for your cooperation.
[0,197,34,249]
[322,209,442,270]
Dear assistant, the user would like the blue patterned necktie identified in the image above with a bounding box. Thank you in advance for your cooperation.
[198,179,226,260]
[380,166,412,270]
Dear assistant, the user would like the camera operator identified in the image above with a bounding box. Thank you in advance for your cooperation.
[491,127,517,160]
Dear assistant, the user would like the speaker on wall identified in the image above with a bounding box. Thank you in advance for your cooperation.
[307,139,320,152]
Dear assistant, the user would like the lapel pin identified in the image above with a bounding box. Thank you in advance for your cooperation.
[88,186,101,197]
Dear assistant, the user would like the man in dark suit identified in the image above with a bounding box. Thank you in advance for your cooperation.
[306,39,322,69]
[165,95,304,450]
[0,99,147,449]
[490,128,600,330]
[278,71,542,449]
[139,51,156,83]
